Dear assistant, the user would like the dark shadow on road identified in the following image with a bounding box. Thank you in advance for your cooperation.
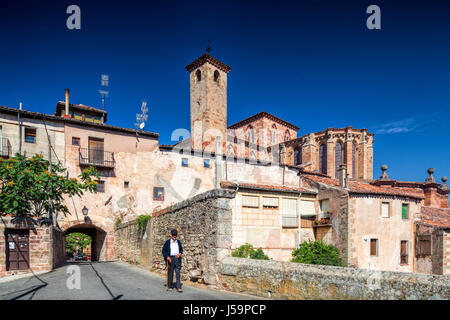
[89,262,123,300]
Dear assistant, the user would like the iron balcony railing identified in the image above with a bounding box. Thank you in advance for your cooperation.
[0,137,11,158]
[79,148,115,168]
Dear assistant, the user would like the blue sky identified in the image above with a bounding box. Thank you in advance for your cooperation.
[0,0,449,182]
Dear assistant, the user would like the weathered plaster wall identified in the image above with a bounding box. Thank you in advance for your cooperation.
[0,112,65,162]
[218,256,450,300]
[230,190,317,261]
[349,196,421,272]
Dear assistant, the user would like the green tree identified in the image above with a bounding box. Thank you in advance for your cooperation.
[291,240,344,266]
[0,153,98,221]
[65,232,92,254]
[232,243,270,260]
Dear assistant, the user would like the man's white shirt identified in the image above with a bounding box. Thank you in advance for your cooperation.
[170,239,179,256]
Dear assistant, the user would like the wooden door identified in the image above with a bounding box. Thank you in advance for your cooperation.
[6,229,30,271]
[88,138,104,164]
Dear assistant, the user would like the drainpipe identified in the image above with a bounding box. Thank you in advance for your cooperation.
[18,102,22,155]
[298,191,302,248]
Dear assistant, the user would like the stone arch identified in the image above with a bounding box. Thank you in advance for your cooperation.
[214,70,220,82]
[196,69,201,82]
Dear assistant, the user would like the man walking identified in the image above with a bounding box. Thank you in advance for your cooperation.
[162,229,183,292]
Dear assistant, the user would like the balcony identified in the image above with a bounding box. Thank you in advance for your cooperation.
[0,137,11,158]
[79,148,115,168]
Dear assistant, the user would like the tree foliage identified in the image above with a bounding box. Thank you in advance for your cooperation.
[291,240,344,266]
[0,153,99,219]
[231,243,270,260]
[65,232,92,254]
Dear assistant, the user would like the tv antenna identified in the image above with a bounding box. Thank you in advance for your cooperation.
[99,74,109,110]
[134,101,148,130]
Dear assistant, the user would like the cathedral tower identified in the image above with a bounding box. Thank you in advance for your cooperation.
[185,53,231,153]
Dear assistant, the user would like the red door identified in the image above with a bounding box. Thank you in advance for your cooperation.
[6,229,30,271]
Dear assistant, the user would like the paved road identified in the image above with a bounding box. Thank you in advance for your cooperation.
[0,261,259,300]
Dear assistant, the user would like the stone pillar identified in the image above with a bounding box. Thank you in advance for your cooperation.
[326,135,334,177]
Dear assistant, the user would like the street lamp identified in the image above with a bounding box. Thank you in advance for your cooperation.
[82,206,89,216]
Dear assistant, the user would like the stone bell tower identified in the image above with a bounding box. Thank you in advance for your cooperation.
[185,53,231,153]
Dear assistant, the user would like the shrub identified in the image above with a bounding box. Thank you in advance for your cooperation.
[291,240,344,266]
[135,214,151,234]
[231,243,270,260]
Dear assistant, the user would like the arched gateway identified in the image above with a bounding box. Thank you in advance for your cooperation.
[61,219,115,262]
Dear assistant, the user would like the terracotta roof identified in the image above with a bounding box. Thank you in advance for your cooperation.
[220,181,316,194]
[0,105,159,138]
[418,207,450,229]
[303,174,425,200]
[227,111,299,131]
[55,101,107,114]
[185,53,231,73]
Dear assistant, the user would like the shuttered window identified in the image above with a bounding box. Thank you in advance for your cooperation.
[416,236,431,256]
[320,199,330,218]
[300,200,316,217]
[262,197,278,208]
[381,202,390,218]
[400,240,408,264]
[370,239,378,256]
[402,204,409,219]
[281,198,297,227]
[242,195,259,208]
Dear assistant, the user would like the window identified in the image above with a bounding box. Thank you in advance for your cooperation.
[300,200,316,217]
[124,181,129,189]
[270,125,277,145]
[242,195,259,208]
[281,198,298,228]
[370,239,378,256]
[24,128,36,144]
[74,112,82,120]
[400,240,408,265]
[153,187,164,201]
[247,126,255,144]
[283,130,290,142]
[94,115,101,124]
[416,235,431,256]
[72,137,80,146]
[335,142,343,179]
[319,144,327,174]
[381,202,390,218]
[85,114,93,122]
[352,142,357,179]
[214,70,220,82]
[401,204,409,219]
[262,197,278,208]
[196,69,201,81]
[294,147,302,165]
[204,159,210,168]
[181,158,188,167]
[96,180,105,193]
[319,199,330,218]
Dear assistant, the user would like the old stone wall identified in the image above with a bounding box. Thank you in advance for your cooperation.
[444,231,450,276]
[150,189,235,287]
[218,256,450,300]
[114,219,151,265]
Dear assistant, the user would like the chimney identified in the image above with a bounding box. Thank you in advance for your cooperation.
[338,164,347,188]
[64,89,71,119]
[423,168,446,207]
[379,164,389,180]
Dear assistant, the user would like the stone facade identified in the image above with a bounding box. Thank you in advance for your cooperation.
[149,189,235,286]
[0,217,53,277]
[218,256,450,300]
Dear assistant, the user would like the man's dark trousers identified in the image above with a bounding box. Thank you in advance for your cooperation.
[167,256,182,289]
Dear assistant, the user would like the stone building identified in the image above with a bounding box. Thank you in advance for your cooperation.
[0,52,448,277]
